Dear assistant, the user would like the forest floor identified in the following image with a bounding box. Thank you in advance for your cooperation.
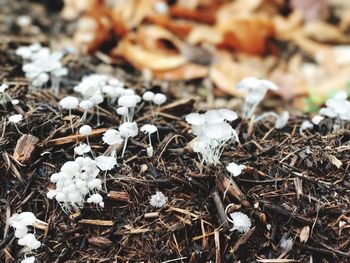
[0,1,349,263]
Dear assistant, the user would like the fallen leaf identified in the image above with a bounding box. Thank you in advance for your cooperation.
[291,0,328,22]
[216,15,275,54]
[112,36,187,71]
[210,52,275,96]
[154,63,208,80]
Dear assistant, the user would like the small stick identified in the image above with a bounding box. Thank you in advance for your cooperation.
[214,228,221,263]
[144,212,159,219]
[217,175,249,207]
[212,190,230,230]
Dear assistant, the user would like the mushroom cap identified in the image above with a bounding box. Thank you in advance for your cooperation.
[142,91,155,101]
[153,93,167,105]
[8,114,23,124]
[140,124,157,134]
[95,155,117,171]
[59,96,79,110]
[228,212,251,233]
[185,113,205,126]
[102,129,122,145]
[119,122,138,138]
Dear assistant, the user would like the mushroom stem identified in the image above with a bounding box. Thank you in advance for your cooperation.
[69,109,74,133]
[121,138,128,158]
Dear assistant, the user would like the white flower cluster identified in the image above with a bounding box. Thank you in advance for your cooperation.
[150,191,168,208]
[186,109,239,165]
[47,157,105,212]
[236,77,278,119]
[16,43,68,92]
[9,212,41,263]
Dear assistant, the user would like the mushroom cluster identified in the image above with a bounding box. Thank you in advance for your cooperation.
[236,77,278,119]
[319,91,350,125]
[16,43,68,94]
[47,157,104,212]
[185,109,239,165]
[9,212,41,263]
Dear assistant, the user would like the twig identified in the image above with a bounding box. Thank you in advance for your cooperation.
[212,190,230,230]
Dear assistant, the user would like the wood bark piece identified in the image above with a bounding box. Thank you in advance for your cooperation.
[78,219,113,226]
[13,134,39,164]
[212,190,230,230]
[88,236,113,247]
[217,175,250,207]
[48,128,107,146]
[107,191,130,202]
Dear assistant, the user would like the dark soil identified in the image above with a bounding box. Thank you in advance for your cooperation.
[0,1,349,262]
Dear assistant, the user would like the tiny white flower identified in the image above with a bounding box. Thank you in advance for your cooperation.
[150,191,168,208]
[226,162,245,177]
[227,211,251,233]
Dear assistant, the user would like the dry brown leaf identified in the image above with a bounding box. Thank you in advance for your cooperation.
[210,52,275,96]
[169,5,216,24]
[147,15,193,38]
[153,63,208,80]
[216,15,275,54]
[216,0,262,21]
[291,0,328,22]
[186,25,222,45]
[302,21,350,43]
[112,36,187,71]
[273,12,303,40]
[111,0,154,35]
[61,0,94,20]
[136,25,182,53]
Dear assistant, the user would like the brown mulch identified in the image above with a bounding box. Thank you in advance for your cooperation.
[0,1,349,263]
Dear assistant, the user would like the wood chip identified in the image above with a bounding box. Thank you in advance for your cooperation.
[78,219,114,226]
[48,128,107,146]
[88,236,113,247]
[13,134,39,164]
[107,191,130,202]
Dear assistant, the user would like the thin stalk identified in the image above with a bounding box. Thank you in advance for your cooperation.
[121,138,128,158]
